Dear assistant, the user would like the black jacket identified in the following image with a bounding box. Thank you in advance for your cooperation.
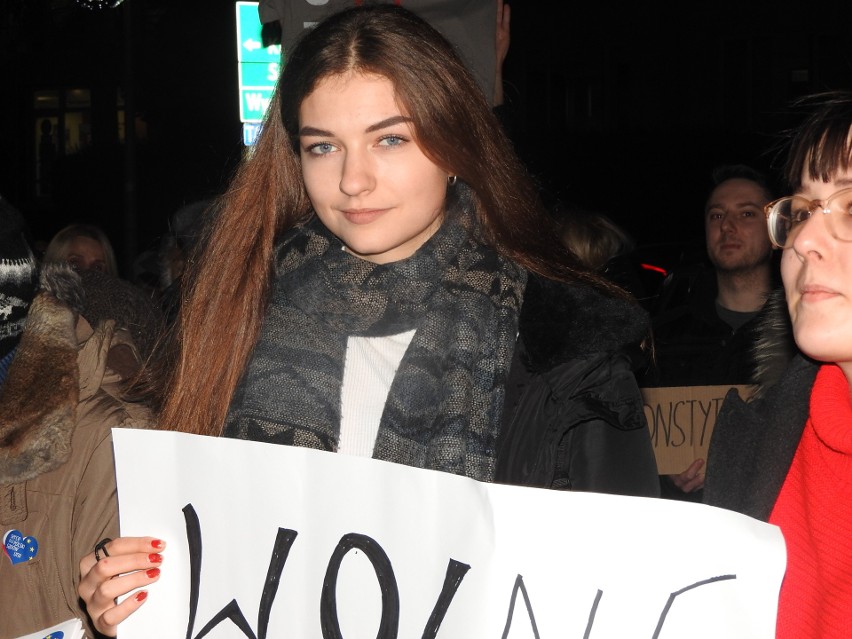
[703,354,817,521]
[495,276,661,498]
[640,267,763,387]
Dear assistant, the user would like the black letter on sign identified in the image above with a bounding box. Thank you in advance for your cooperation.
[182,503,298,639]
[582,589,603,639]
[501,574,540,639]
[320,533,400,639]
[422,559,471,638]
[652,574,736,639]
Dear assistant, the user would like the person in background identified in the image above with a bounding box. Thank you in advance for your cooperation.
[156,199,209,327]
[0,200,35,384]
[0,200,152,638]
[42,223,119,276]
[705,91,852,639]
[639,164,776,499]
[77,6,658,635]
[559,207,647,303]
[646,164,776,386]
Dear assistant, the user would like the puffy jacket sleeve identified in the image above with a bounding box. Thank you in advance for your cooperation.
[496,350,660,498]
[70,397,150,637]
[553,353,660,496]
[71,426,119,601]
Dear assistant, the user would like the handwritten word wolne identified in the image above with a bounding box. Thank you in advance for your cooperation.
[180,503,735,639]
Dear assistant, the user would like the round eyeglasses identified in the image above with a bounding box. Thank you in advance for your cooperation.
[765,187,852,248]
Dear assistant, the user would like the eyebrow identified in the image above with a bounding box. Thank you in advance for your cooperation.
[797,177,852,196]
[299,115,413,137]
[705,200,765,211]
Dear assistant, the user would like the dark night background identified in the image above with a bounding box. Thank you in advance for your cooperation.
[1,0,850,277]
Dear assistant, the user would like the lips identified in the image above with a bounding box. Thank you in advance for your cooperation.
[340,208,389,224]
[799,283,840,302]
[718,242,742,251]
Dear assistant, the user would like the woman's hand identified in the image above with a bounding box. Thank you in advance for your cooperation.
[668,459,705,493]
[78,536,166,637]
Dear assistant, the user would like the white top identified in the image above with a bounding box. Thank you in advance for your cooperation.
[337,329,416,456]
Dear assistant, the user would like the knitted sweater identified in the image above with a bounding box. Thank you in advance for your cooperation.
[770,364,852,639]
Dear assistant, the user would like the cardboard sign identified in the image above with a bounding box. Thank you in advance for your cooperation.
[113,429,783,638]
[640,385,755,475]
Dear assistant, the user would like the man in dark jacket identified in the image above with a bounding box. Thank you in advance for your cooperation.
[639,165,776,499]
[645,164,776,387]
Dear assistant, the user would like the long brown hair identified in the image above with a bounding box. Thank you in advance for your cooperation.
[154,5,624,437]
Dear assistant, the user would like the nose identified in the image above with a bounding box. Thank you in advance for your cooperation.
[339,148,375,196]
[719,211,737,233]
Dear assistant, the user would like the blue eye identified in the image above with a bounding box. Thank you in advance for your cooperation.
[378,135,406,147]
[307,142,335,155]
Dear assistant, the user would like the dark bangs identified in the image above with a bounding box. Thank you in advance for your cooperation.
[786,92,852,191]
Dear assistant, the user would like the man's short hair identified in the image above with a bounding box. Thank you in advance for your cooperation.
[709,164,774,203]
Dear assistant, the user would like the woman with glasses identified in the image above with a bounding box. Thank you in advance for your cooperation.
[705,91,852,638]
[76,5,659,635]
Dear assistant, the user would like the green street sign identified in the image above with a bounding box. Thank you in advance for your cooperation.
[236,1,282,123]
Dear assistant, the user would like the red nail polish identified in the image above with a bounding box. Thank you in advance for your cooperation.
[148,553,163,563]
[136,591,148,602]
[151,539,164,550]
[146,568,160,578]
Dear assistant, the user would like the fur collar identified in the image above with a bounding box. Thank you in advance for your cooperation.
[0,268,81,484]
[519,275,649,373]
[750,286,798,400]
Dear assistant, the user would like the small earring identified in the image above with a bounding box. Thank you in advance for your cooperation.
[447,175,457,186]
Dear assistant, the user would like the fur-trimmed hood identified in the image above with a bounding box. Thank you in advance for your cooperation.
[750,286,798,400]
[519,275,649,373]
[0,264,156,484]
[0,267,83,484]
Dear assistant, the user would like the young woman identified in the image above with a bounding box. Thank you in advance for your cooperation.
[705,92,852,638]
[78,6,658,635]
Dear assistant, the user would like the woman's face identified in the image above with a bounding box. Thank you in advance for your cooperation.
[67,236,107,273]
[781,168,852,377]
[298,72,449,264]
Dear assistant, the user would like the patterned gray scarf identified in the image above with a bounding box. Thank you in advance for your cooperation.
[224,204,526,481]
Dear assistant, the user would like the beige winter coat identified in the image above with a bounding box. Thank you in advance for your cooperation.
[0,287,151,639]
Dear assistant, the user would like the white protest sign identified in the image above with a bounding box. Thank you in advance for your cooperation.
[113,429,785,638]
